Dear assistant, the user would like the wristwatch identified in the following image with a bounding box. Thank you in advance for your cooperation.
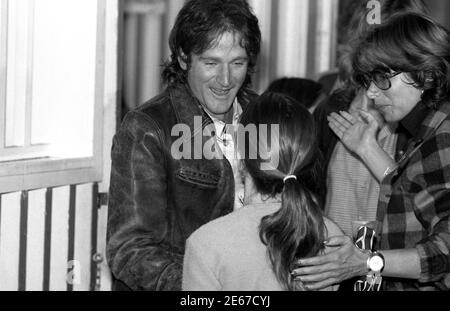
[367,251,385,273]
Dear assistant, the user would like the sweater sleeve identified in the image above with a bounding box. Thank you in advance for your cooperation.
[182,234,222,291]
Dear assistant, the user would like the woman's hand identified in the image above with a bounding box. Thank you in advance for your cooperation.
[349,89,384,127]
[328,110,379,158]
[291,236,369,290]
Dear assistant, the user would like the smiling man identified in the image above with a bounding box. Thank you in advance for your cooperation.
[106,0,261,291]
[180,31,250,123]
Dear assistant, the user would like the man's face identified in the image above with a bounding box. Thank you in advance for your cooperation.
[179,32,249,122]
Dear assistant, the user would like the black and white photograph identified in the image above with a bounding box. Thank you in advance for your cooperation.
[0,0,449,302]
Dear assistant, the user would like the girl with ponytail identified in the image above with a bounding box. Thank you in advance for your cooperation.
[182,92,343,291]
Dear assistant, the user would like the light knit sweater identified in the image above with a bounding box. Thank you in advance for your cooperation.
[182,203,343,291]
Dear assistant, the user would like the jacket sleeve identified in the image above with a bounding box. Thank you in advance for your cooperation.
[106,111,182,291]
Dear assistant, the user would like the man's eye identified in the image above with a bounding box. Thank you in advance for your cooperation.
[205,62,217,66]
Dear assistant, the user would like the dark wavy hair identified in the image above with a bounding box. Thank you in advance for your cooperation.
[351,12,450,109]
[267,78,324,110]
[162,0,261,88]
[238,92,325,291]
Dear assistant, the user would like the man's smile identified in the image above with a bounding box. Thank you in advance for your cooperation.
[210,87,233,97]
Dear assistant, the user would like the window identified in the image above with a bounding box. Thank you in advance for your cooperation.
[0,0,108,193]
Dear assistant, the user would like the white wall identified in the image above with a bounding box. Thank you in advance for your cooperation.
[0,0,118,291]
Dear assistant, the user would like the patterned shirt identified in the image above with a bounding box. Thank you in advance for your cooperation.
[377,101,450,291]
[326,124,397,236]
[205,99,244,210]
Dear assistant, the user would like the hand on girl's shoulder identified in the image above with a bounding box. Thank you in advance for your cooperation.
[323,217,345,239]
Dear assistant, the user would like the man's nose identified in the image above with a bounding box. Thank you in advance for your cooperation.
[217,64,231,87]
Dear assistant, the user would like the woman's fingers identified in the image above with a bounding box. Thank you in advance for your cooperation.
[327,114,349,136]
[359,110,380,136]
[328,122,345,140]
[359,110,377,126]
[328,110,360,138]
[328,119,344,140]
[339,111,356,125]
[329,112,353,129]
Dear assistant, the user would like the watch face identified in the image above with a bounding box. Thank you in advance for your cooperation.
[369,256,384,272]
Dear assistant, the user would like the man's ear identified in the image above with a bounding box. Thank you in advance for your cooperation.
[178,50,188,70]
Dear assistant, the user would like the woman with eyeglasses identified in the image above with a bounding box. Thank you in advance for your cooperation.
[293,12,450,291]
[314,0,428,244]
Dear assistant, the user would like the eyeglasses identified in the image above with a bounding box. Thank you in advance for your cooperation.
[355,71,402,91]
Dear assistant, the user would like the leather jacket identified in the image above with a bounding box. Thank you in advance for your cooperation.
[106,82,256,290]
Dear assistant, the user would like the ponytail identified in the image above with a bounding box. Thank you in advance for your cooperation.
[241,91,326,290]
[259,177,325,291]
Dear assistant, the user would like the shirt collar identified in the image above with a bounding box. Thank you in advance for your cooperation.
[399,101,431,138]
[204,98,242,135]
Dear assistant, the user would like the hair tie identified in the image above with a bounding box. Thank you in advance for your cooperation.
[283,175,297,184]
